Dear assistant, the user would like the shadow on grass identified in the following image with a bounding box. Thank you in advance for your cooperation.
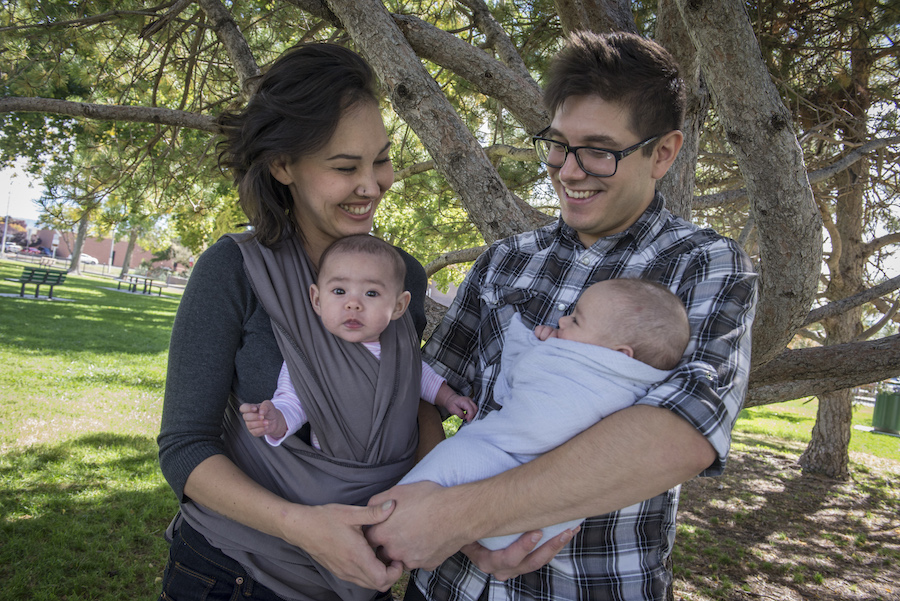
[674,443,900,600]
[0,433,177,601]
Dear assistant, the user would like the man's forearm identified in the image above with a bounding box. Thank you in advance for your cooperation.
[445,404,716,540]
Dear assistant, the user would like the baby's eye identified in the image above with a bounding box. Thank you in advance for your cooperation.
[332,288,346,295]
[365,290,379,297]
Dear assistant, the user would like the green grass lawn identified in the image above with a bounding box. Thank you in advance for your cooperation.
[0,258,181,600]
[1,256,897,600]
[735,398,900,462]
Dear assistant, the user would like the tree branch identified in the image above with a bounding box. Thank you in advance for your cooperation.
[858,297,900,341]
[424,245,488,278]
[551,0,637,34]
[0,97,218,132]
[864,231,900,257]
[196,0,261,100]
[456,0,537,84]
[391,14,548,134]
[802,274,900,327]
[694,135,900,210]
[395,143,535,181]
[746,335,900,406]
[140,0,195,38]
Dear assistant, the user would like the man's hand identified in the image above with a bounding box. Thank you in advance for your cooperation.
[461,527,579,581]
[366,481,571,579]
[366,481,471,570]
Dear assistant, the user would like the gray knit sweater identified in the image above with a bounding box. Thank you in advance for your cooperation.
[157,235,427,501]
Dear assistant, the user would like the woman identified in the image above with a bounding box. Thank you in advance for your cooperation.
[157,44,432,601]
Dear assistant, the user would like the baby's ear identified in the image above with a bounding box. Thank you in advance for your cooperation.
[392,290,411,320]
[614,345,634,359]
[309,284,323,316]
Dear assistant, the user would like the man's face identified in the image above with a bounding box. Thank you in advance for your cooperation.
[545,95,664,248]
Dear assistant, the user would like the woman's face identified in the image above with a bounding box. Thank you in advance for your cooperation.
[270,102,394,264]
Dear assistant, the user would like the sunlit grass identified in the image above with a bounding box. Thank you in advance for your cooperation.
[736,398,900,462]
[0,258,180,599]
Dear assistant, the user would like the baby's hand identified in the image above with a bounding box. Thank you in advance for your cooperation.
[533,324,559,341]
[443,393,478,423]
[239,400,288,438]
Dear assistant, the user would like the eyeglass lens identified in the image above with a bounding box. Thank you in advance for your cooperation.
[535,139,617,176]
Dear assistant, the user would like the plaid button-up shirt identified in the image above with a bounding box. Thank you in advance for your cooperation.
[416,194,758,601]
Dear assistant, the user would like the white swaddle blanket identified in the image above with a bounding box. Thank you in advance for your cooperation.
[400,313,672,550]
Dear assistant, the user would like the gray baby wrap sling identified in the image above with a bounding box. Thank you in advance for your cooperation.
[179,233,421,601]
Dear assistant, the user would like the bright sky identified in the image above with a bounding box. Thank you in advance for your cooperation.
[1,161,43,222]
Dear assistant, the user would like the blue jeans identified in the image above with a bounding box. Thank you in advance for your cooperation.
[158,518,393,601]
[158,519,287,601]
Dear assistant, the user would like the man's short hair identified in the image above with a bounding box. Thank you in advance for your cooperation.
[318,234,407,292]
[543,31,686,151]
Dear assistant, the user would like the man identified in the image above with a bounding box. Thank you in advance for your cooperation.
[368,30,758,601]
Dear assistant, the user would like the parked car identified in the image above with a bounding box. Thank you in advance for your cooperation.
[4,242,22,253]
[20,247,41,255]
[79,253,99,264]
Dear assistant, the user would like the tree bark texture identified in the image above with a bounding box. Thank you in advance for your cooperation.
[553,0,638,34]
[673,0,822,367]
[798,0,875,478]
[655,0,709,221]
[196,0,261,100]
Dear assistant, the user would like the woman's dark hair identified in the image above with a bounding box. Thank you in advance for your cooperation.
[543,31,685,154]
[217,43,380,247]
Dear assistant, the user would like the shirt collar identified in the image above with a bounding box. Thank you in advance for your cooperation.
[555,191,669,252]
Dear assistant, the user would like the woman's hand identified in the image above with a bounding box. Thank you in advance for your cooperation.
[280,499,404,591]
[460,527,579,581]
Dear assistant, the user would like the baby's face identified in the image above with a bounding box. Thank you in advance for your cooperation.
[310,252,409,343]
[555,283,619,348]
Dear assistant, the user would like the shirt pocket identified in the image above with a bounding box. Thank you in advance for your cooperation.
[477,285,537,369]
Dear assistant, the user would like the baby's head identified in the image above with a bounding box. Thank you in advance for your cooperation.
[557,279,690,370]
[310,234,410,343]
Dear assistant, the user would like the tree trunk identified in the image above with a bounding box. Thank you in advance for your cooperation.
[67,209,92,274]
[119,227,140,277]
[656,0,709,221]
[674,0,822,367]
[800,391,853,479]
[798,0,873,478]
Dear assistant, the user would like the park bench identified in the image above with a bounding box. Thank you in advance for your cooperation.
[7,267,68,299]
[115,274,166,296]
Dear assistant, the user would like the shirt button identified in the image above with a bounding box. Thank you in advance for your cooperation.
[581,257,591,265]
[557,303,566,311]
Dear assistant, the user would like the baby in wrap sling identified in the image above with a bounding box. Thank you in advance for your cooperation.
[178,233,423,601]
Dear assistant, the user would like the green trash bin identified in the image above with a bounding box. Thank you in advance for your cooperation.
[872,391,900,435]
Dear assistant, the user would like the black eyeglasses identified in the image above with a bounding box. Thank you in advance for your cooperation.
[532,127,661,177]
